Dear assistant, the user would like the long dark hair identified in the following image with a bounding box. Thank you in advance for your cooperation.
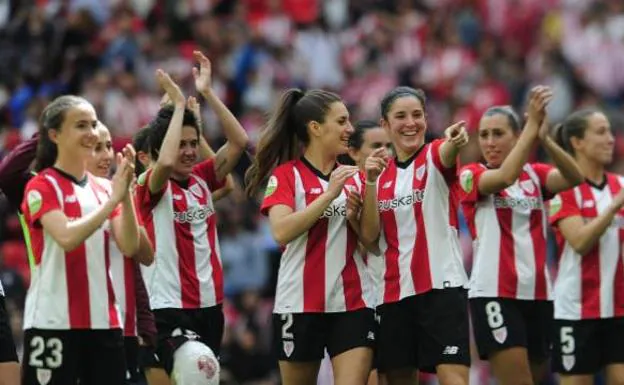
[35,95,91,171]
[146,105,199,161]
[132,125,152,176]
[553,108,600,155]
[244,88,342,197]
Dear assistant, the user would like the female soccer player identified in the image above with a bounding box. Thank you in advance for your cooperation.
[85,122,155,384]
[245,89,384,385]
[549,109,624,385]
[20,95,140,385]
[359,86,470,385]
[346,120,392,385]
[134,50,248,381]
[458,87,583,385]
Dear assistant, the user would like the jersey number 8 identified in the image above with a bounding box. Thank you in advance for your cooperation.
[485,301,505,329]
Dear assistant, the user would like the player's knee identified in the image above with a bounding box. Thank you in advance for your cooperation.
[171,340,219,385]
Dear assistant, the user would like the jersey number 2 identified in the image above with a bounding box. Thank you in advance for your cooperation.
[29,336,63,369]
[281,314,294,339]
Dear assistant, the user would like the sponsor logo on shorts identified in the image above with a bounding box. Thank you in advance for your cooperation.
[283,340,294,358]
[492,326,508,344]
[562,354,575,371]
[36,368,52,385]
[442,346,459,355]
[367,331,375,341]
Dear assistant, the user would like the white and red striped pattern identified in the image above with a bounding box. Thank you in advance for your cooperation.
[109,241,137,337]
[21,169,121,329]
[460,162,553,300]
[550,173,624,320]
[260,159,373,313]
[135,159,225,310]
[375,139,467,304]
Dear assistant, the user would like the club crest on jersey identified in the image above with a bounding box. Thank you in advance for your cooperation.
[36,368,52,385]
[549,195,562,216]
[562,354,575,371]
[189,184,204,199]
[459,170,473,193]
[27,190,43,215]
[265,176,278,197]
[415,165,426,181]
[492,326,508,344]
[520,180,535,194]
[283,340,294,357]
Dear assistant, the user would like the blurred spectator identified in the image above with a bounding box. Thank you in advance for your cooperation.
[1,1,624,384]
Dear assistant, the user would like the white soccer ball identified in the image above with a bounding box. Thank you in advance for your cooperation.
[171,340,220,385]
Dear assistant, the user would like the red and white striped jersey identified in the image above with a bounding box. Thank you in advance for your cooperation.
[459,162,554,300]
[109,241,137,337]
[549,174,624,320]
[135,159,225,310]
[260,158,373,313]
[364,251,384,307]
[375,139,467,304]
[21,168,121,330]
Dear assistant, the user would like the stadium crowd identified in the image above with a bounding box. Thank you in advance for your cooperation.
[1,0,624,384]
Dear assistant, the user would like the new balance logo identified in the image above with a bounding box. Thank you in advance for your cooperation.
[442,346,459,355]
[367,331,375,341]
[309,188,322,194]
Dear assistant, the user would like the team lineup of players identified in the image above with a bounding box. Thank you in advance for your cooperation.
[0,50,622,385]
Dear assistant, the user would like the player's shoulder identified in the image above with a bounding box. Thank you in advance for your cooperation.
[273,160,298,175]
[26,168,55,189]
[606,172,624,186]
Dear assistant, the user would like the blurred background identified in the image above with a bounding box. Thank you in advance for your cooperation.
[1,0,624,384]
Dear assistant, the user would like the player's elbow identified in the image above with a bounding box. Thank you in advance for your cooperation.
[271,229,290,248]
[232,131,250,150]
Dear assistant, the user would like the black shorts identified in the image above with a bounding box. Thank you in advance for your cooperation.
[552,317,624,375]
[153,305,224,374]
[21,328,125,385]
[0,296,18,363]
[470,298,553,362]
[138,343,162,370]
[376,288,470,374]
[273,308,375,362]
[124,336,139,383]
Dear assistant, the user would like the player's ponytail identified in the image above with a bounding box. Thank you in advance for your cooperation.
[245,88,342,197]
